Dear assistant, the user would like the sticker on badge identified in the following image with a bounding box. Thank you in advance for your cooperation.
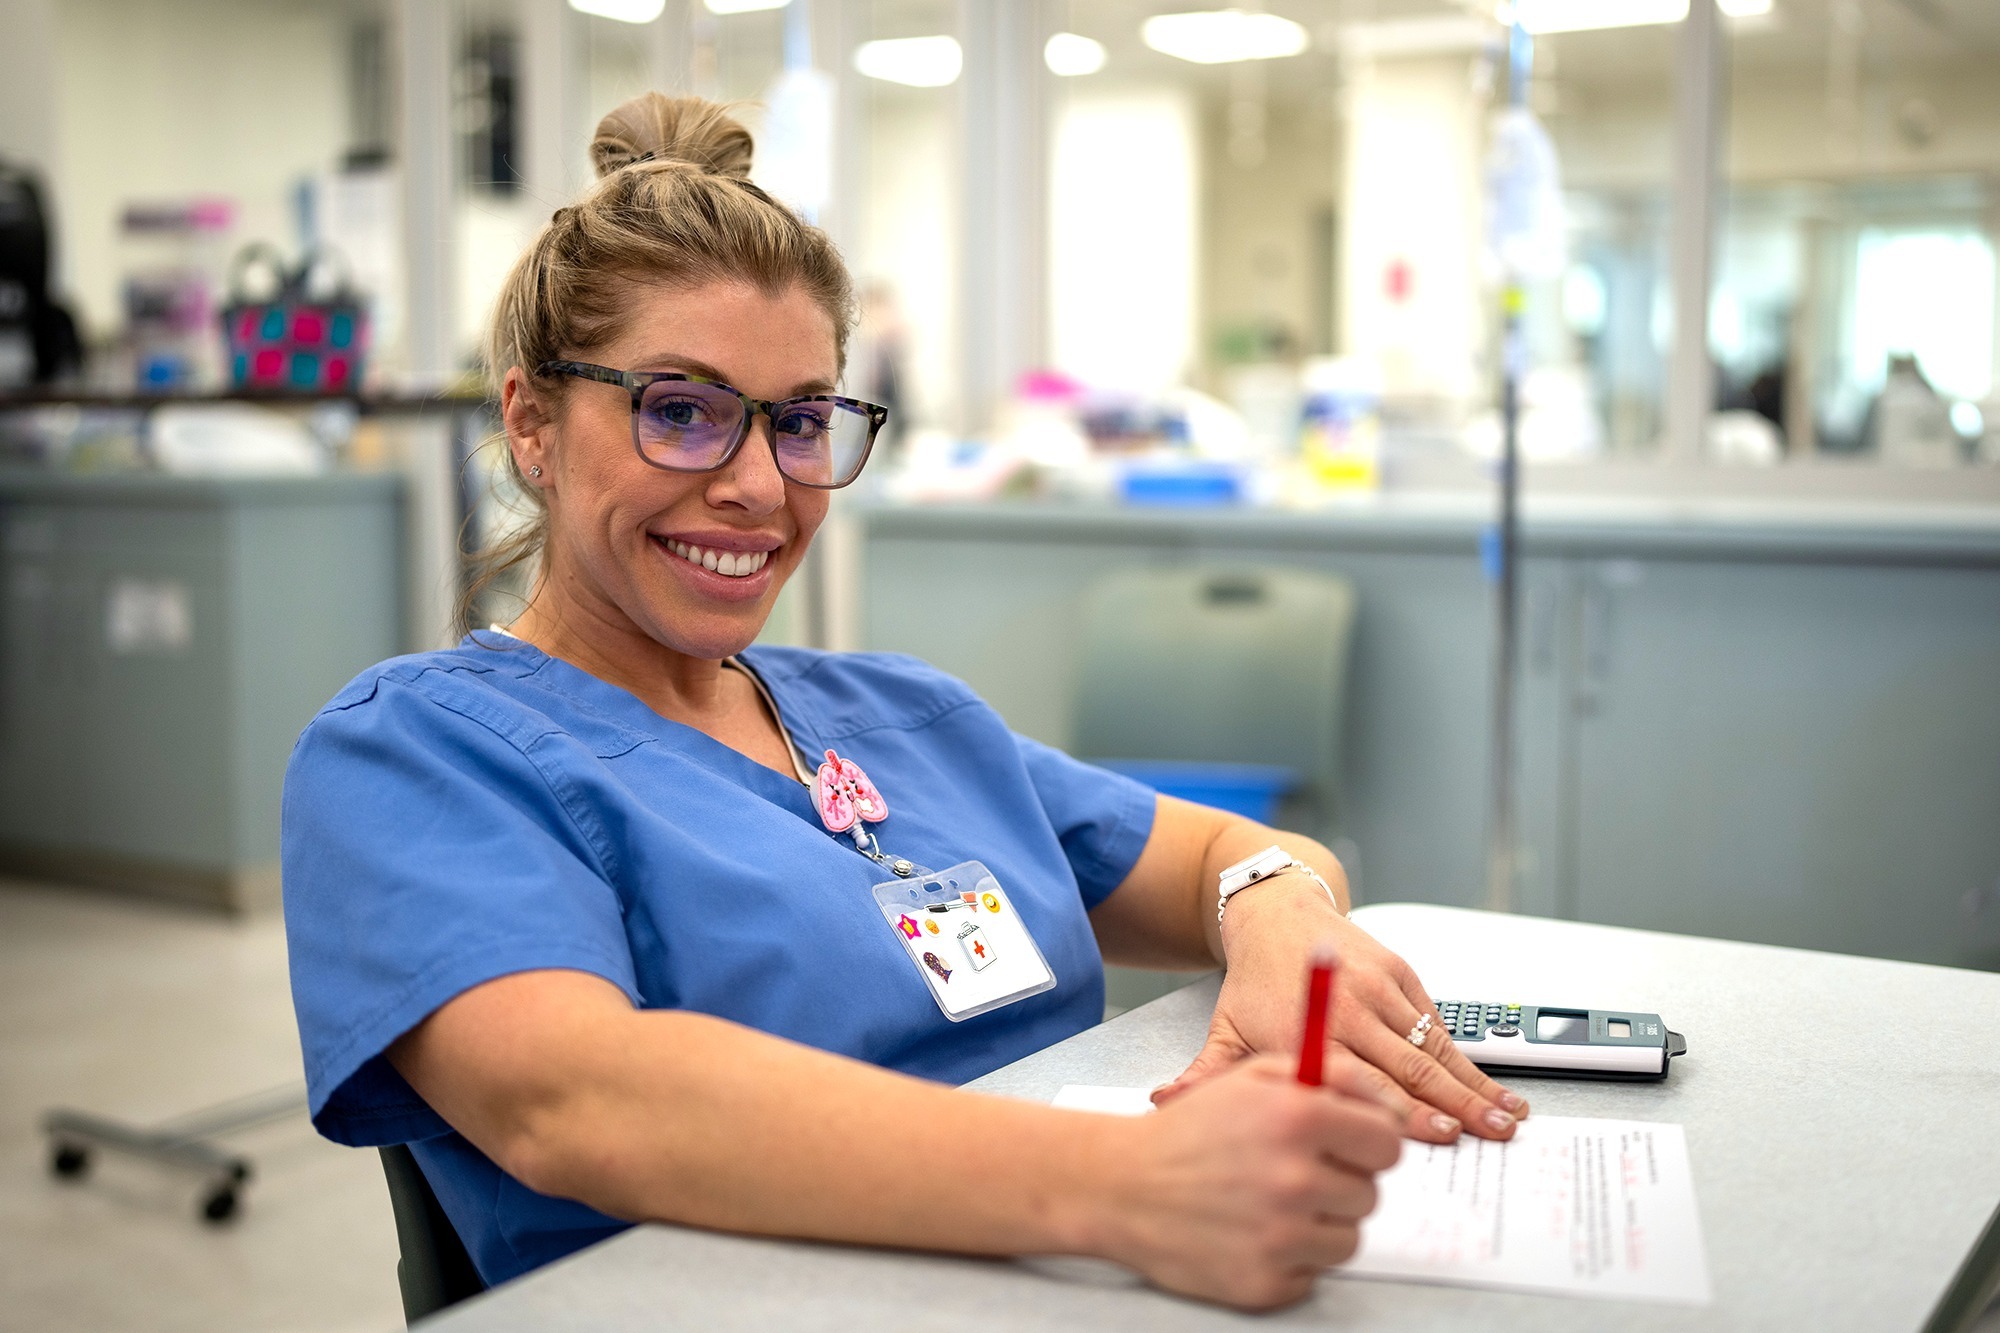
[872,860,1055,1021]
[957,921,996,970]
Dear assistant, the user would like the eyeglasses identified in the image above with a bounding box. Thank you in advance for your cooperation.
[538,360,888,490]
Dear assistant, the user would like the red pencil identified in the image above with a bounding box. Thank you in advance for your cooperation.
[1295,944,1340,1086]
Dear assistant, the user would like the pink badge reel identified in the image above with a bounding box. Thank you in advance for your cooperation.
[813,748,888,833]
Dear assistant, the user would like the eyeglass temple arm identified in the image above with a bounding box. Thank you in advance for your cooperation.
[540,360,629,388]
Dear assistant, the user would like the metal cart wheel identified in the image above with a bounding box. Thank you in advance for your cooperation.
[200,1184,240,1224]
[50,1141,90,1179]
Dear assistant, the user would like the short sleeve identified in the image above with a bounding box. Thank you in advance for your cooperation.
[281,676,639,1147]
[1010,734,1157,909]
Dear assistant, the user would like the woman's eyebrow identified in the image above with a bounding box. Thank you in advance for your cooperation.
[634,354,836,398]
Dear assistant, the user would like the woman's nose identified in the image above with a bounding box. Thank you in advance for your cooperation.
[708,414,788,511]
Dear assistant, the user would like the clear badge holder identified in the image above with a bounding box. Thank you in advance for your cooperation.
[872,860,1056,1022]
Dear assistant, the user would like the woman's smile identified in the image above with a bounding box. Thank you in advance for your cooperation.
[650,529,781,602]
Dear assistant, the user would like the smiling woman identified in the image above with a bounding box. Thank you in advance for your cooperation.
[278,92,1524,1316]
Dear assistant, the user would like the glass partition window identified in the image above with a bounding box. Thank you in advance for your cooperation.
[1720,0,2000,461]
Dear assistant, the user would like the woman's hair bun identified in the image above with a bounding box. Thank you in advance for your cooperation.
[590,92,754,181]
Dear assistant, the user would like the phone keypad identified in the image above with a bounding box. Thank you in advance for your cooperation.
[1433,1000,1522,1041]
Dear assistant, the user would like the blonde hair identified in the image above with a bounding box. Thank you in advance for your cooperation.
[461,92,856,635]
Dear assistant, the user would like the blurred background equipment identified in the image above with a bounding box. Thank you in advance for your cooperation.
[117,199,233,390]
[218,244,371,394]
[0,160,81,389]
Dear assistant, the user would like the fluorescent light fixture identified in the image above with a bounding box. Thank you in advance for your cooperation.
[569,0,665,22]
[1141,10,1310,64]
[1340,15,1494,57]
[853,35,962,88]
[1512,0,1682,32]
[1511,0,1770,34]
[1045,32,1108,77]
[703,0,790,13]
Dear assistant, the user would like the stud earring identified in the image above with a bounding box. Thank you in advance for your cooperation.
[528,465,543,478]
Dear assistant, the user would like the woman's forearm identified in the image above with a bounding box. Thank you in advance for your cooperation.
[391,969,1127,1257]
[1088,795,1350,970]
[390,966,1406,1311]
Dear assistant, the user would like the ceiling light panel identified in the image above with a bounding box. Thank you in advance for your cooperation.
[1510,0,1772,34]
[703,0,791,13]
[1045,32,1108,77]
[1141,9,1311,65]
[853,35,963,88]
[569,0,666,23]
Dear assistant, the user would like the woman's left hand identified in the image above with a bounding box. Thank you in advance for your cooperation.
[1150,887,1530,1144]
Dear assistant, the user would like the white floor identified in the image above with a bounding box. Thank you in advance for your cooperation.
[0,878,403,1333]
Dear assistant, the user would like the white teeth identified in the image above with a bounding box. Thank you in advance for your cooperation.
[661,538,769,578]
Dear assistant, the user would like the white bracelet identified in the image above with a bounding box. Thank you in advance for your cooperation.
[1217,858,1341,924]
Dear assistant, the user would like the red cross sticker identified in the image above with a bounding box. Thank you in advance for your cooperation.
[959,923,997,972]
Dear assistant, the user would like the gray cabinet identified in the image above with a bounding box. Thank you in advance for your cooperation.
[1529,552,2000,969]
[854,500,2000,970]
[0,472,403,911]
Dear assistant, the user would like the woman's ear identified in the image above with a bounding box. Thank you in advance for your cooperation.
[501,366,553,485]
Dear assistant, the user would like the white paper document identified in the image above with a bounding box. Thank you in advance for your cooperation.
[1346,1115,1711,1306]
[1044,1091,1708,1306]
[1051,1084,1156,1116]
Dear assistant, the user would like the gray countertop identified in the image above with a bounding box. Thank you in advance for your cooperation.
[426,904,2000,1332]
[854,494,2000,564]
[0,467,403,506]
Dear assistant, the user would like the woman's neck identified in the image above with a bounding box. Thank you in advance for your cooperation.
[508,595,735,728]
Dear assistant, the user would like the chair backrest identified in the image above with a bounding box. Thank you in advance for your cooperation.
[1073,565,1358,835]
[378,1144,486,1325]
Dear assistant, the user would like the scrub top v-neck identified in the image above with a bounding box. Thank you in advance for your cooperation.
[280,633,1155,1285]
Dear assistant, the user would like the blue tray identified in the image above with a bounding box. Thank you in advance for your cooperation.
[1092,759,1298,823]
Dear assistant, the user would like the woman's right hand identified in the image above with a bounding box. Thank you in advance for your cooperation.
[1082,1053,1403,1311]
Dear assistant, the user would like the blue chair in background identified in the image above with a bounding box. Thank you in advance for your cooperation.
[1072,566,1358,1011]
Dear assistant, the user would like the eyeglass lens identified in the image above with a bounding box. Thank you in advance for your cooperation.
[636,379,871,486]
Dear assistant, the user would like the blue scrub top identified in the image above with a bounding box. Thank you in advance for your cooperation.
[280,635,1156,1285]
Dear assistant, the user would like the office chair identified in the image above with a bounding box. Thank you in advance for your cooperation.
[1074,564,1358,836]
[1074,565,1359,1014]
[379,1144,487,1324]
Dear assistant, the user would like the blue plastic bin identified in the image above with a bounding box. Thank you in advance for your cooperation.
[1093,760,1298,824]
[1115,461,1245,508]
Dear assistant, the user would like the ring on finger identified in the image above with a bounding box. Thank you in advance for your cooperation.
[1406,1013,1433,1048]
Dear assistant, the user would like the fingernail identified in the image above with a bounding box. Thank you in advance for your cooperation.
[1483,1107,1515,1132]
[1430,1113,1460,1136]
[1498,1091,1528,1113]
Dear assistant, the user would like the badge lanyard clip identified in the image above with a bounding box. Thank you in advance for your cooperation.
[812,746,1056,1022]
[815,748,921,877]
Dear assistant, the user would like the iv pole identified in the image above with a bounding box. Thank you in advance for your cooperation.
[1484,21,1533,915]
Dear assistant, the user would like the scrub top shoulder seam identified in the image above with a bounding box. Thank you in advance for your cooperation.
[310,669,634,887]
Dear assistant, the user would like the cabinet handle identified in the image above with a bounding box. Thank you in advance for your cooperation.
[1574,561,1641,714]
[1527,581,1559,674]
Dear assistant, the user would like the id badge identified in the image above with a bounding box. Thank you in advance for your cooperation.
[872,860,1056,1022]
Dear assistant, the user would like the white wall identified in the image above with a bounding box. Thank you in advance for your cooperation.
[1338,52,1488,408]
[1199,88,1339,387]
[1047,84,1199,396]
[0,0,59,175]
[855,86,956,428]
